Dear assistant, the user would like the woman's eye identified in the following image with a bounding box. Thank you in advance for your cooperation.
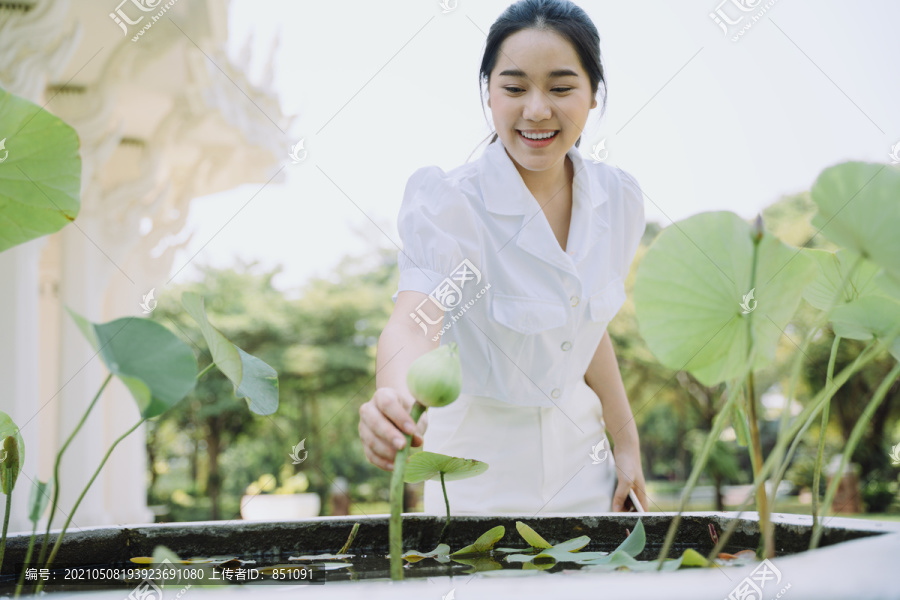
[504,87,572,94]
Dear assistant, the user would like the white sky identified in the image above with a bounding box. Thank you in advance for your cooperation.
[167,0,900,297]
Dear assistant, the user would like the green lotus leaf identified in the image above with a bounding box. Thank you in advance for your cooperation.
[0,87,81,253]
[633,211,815,387]
[182,292,278,415]
[875,270,900,299]
[449,525,505,557]
[65,308,197,418]
[450,555,503,573]
[400,544,450,563]
[810,162,900,277]
[829,296,900,362]
[579,519,646,565]
[515,521,552,550]
[801,248,887,311]
[403,451,488,484]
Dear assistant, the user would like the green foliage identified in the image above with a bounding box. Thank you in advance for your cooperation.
[147,255,397,520]
[0,87,81,252]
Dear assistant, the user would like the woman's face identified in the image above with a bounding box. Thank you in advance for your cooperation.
[488,28,597,174]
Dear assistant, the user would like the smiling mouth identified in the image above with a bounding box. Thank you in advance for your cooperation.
[517,130,559,141]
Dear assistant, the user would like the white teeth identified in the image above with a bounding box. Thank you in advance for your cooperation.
[520,130,557,140]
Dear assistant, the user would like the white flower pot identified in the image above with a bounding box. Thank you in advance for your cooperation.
[240,493,321,520]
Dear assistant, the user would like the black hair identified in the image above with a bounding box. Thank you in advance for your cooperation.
[470,0,607,161]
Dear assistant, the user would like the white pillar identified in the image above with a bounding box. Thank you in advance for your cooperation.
[0,237,47,533]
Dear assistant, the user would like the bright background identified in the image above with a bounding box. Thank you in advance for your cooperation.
[169,0,900,296]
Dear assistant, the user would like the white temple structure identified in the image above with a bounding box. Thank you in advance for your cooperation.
[0,0,290,532]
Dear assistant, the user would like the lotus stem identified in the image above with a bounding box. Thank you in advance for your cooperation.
[14,521,38,597]
[704,334,885,562]
[36,419,144,593]
[656,359,751,569]
[389,401,427,581]
[0,490,10,572]
[810,361,900,549]
[437,471,450,545]
[811,336,841,530]
[37,373,112,568]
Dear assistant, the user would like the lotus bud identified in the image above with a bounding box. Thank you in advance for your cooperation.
[1,435,20,495]
[406,342,462,408]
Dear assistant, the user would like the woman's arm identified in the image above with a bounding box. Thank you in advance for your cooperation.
[359,291,441,471]
[583,329,649,511]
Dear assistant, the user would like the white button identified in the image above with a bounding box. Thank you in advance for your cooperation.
[570,296,579,307]
[550,388,561,399]
[561,341,572,351]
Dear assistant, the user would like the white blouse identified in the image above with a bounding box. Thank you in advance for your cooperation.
[393,139,646,407]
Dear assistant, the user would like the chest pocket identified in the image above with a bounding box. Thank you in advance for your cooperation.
[490,294,567,335]
[589,277,627,324]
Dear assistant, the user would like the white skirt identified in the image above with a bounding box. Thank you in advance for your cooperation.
[421,378,617,515]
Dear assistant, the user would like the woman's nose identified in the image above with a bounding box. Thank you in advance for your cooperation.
[522,91,552,122]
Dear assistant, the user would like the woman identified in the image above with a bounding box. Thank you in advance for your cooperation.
[359,0,649,515]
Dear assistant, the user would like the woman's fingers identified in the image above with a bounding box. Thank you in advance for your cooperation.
[375,388,419,440]
[359,387,425,471]
[359,419,397,471]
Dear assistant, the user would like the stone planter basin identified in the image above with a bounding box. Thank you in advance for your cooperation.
[2,511,898,599]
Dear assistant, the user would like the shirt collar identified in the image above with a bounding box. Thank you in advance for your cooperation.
[477,137,610,270]
[479,137,609,216]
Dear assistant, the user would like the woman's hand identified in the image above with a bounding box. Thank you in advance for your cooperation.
[611,443,649,512]
[359,387,429,471]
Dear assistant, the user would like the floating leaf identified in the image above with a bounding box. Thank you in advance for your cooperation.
[399,544,450,563]
[505,535,603,565]
[579,520,646,566]
[0,87,81,253]
[182,292,278,415]
[633,212,816,387]
[515,521,552,550]
[404,451,488,484]
[66,308,197,418]
[449,525,505,557]
[451,555,503,573]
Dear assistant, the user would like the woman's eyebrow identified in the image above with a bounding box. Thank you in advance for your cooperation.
[497,68,580,78]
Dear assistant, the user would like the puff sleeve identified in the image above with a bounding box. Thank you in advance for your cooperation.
[616,166,647,276]
[392,166,466,303]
